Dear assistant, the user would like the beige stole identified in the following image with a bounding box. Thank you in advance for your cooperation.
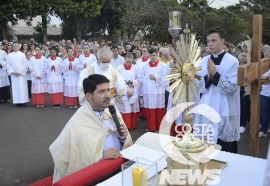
[49,102,133,182]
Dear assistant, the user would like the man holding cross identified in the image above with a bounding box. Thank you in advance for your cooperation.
[196,27,240,153]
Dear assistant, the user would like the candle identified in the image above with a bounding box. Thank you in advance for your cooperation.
[173,14,178,27]
[132,166,147,186]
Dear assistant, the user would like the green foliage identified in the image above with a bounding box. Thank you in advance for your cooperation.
[33,25,43,43]
[0,0,33,39]
[0,0,32,24]
[59,0,105,40]
[230,0,270,44]
[3,0,270,45]
[205,8,251,44]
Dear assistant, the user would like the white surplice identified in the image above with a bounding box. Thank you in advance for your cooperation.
[6,51,28,104]
[0,50,10,87]
[78,53,97,68]
[110,55,125,68]
[116,64,140,113]
[141,61,165,109]
[136,57,149,96]
[78,62,127,105]
[62,57,83,97]
[46,57,64,93]
[195,53,240,143]
[28,56,48,93]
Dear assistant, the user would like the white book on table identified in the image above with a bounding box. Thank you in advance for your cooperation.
[97,132,171,186]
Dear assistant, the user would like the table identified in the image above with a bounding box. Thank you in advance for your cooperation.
[98,133,267,186]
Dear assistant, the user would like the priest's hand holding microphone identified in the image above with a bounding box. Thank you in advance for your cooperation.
[103,105,128,159]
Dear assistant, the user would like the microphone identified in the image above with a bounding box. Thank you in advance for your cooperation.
[108,105,124,136]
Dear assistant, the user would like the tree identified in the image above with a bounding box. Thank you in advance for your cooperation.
[60,0,105,41]
[237,0,270,43]
[0,0,32,40]
[30,0,73,43]
[120,0,182,42]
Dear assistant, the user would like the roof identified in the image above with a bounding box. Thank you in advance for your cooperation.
[12,26,62,36]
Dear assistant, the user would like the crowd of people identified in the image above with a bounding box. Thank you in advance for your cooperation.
[1,27,270,182]
[0,28,270,140]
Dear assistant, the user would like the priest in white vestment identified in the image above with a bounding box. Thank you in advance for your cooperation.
[195,27,240,153]
[78,47,127,105]
[49,74,133,183]
[6,42,28,105]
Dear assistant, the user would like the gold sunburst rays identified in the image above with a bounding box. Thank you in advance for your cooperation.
[167,33,202,106]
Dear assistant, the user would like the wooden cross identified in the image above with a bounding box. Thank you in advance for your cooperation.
[237,15,270,157]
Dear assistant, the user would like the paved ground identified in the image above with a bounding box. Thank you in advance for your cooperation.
[0,101,269,186]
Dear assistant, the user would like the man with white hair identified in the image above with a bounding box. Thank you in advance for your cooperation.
[78,47,127,105]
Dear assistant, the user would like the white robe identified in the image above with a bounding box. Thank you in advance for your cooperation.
[110,55,125,68]
[62,58,82,97]
[195,53,240,143]
[28,56,48,93]
[116,64,140,113]
[46,57,64,94]
[78,62,127,105]
[141,61,165,109]
[49,102,133,183]
[0,50,10,87]
[7,51,28,104]
[136,57,149,96]
[78,53,97,68]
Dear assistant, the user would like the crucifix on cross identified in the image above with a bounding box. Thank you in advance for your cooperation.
[237,15,270,157]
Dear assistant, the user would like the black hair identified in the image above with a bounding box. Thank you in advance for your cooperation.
[50,46,58,52]
[83,74,110,94]
[148,48,157,54]
[112,45,118,50]
[206,26,226,39]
